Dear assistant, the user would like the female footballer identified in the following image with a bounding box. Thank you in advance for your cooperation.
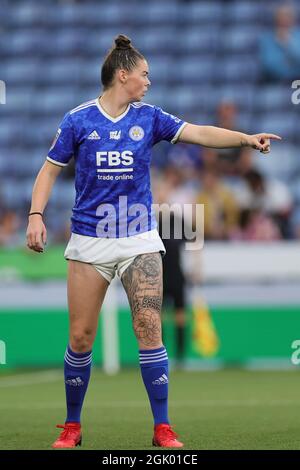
[26,34,281,449]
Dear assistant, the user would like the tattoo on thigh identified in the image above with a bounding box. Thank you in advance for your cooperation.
[121,253,163,344]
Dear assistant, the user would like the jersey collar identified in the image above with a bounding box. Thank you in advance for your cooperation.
[96,96,131,123]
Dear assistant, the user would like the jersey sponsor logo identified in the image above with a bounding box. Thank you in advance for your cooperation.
[49,128,61,150]
[96,150,134,171]
[129,126,144,141]
[88,130,101,140]
[110,130,121,140]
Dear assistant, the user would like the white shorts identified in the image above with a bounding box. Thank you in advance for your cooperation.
[64,229,166,283]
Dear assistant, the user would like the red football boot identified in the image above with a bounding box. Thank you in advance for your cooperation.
[52,422,82,449]
[152,423,184,448]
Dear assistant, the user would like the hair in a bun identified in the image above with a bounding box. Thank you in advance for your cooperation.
[114,34,132,50]
[101,34,145,90]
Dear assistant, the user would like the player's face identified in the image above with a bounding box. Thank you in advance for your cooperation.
[124,59,151,101]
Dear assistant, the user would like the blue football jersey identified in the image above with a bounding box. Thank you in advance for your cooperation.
[47,98,187,238]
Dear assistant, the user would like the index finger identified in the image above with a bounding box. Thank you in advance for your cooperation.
[263,134,282,141]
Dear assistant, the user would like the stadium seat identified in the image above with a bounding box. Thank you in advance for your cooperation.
[133,28,175,54]
[174,56,216,84]
[217,84,256,113]
[224,1,262,24]
[129,2,178,25]
[222,25,261,53]
[219,56,260,83]
[254,85,295,113]
[44,59,83,85]
[177,26,221,54]
[178,2,223,25]
[0,60,39,85]
[253,112,297,142]
[255,144,299,183]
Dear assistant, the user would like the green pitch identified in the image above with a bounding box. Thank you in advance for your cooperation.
[0,368,299,450]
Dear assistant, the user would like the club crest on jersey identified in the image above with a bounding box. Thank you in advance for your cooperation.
[129,126,144,141]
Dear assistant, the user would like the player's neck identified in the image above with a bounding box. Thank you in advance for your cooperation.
[99,91,129,119]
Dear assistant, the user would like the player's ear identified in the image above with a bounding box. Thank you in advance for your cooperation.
[118,68,128,84]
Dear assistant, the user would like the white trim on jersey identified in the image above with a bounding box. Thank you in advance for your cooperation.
[96,96,131,123]
[46,156,68,167]
[171,122,188,144]
[70,99,96,112]
[70,101,97,115]
[131,101,154,109]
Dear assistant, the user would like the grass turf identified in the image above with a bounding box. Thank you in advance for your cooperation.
[0,368,299,450]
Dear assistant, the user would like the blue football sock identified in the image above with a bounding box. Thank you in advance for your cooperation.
[64,345,92,423]
[139,346,169,425]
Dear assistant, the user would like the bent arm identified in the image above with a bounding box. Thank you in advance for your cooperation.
[29,160,63,214]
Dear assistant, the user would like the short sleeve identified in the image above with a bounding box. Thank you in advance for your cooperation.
[152,107,187,146]
[47,113,76,167]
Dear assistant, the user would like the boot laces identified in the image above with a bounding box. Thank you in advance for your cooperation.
[158,425,178,441]
[56,424,80,440]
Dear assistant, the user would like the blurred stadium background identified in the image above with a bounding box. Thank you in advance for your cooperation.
[1,0,300,450]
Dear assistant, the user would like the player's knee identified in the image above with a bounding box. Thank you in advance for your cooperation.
[70,330,93,352]
[133,312,162,348]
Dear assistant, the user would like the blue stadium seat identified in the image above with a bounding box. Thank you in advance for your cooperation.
[252,112,297,141]
[133,28,175,53]
[169,86,204,113]
[44,59,83,85]
[178,2,223,24]
[1,29,45,55]
[222,26,261,53]
[255,85,295,112]
[0,60,39,85]
[43,29,85,55]
[84,29,127,56]
[224,1,261,24]
[217,84,256,112]
[3,87,34,115]
[37,89,78,114]
[219,56,260,83]
[79,61,102,85]
[177,26,220,53]
[255,144,299,183]
[174,56,215,84]
[147,56,173,84]
[129,2,178,24]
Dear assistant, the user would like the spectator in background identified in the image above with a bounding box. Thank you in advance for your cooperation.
[202,101,253,177]
[259,4,300,82]
[0,209,22,247]
[196,167,239,240]
[243,169,293,238]
[231,209,282,242]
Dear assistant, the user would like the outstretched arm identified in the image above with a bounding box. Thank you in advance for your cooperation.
[178,124,282,154]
